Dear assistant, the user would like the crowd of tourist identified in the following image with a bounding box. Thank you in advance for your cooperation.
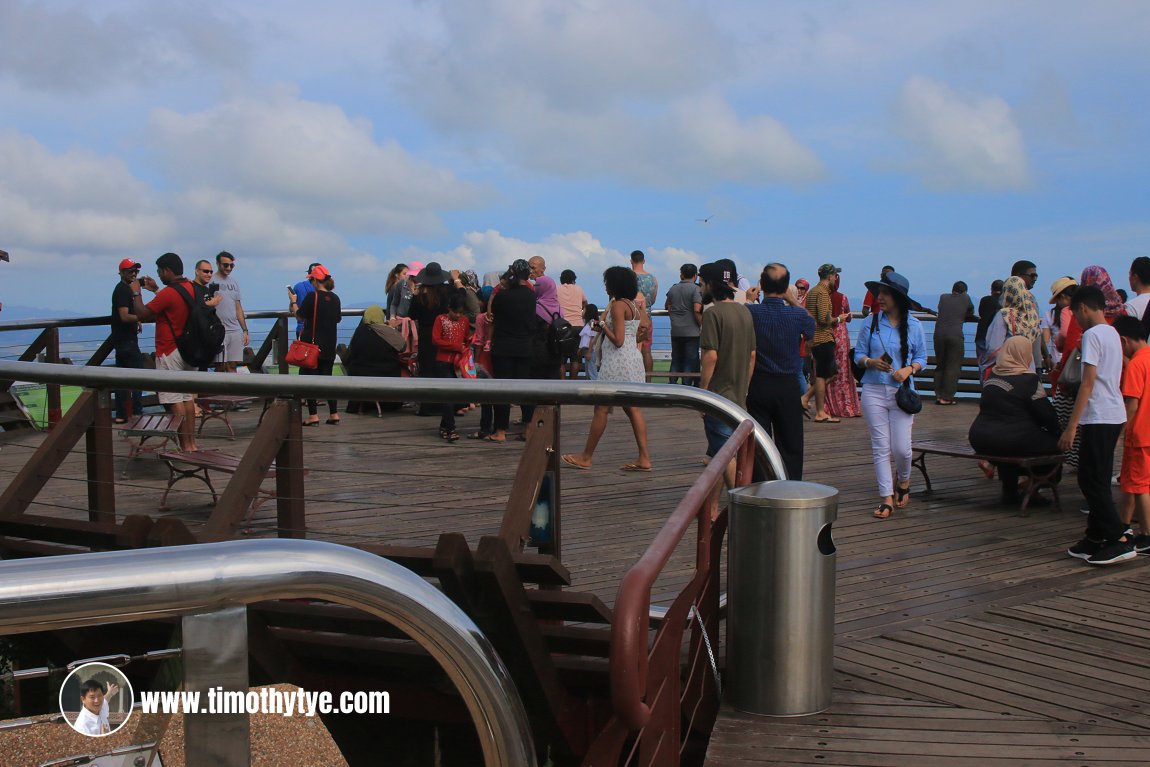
[110,249,1150,567]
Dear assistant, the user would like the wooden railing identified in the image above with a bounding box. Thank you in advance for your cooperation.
[584,420,756,766]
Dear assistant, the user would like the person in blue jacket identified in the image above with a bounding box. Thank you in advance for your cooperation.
[854,272,928,520]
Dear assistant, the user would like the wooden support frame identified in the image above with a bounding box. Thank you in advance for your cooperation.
[498,405,562,559]
[200,399,295,541]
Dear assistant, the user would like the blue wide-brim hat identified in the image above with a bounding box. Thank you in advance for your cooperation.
[864,271,922,311]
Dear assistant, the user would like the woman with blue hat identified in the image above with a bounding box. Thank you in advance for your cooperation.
[854,271,928,519]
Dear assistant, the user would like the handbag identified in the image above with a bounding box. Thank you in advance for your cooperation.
[286,293,321,370]
[896,380,922,415]
[874,316,921,414]
[1060,347,1083,391]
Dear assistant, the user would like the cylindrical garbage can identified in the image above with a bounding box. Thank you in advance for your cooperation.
[726,480,837,716]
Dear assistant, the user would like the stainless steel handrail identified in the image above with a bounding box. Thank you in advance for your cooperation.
[0,539,536,767]
[0,359,788,479]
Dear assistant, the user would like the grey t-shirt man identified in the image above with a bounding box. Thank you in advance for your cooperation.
[935,292,974,339]
[211,272,243,331]
[666,280,703,338]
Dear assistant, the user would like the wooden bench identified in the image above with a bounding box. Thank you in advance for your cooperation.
[911,439,1064,514]
[156,449,305,524]
[196,394,263,438]
[119,413,183,478]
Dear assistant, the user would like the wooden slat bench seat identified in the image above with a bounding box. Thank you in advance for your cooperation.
[911,439,1064,514]
[119,413,182,478]
[196,394,263,438]
[156,449,305,523]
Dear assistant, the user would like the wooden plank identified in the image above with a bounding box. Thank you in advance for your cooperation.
[0,390,94,518]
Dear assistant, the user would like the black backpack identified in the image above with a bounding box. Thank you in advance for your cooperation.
[547,312,581,358]
[164,281,226,368]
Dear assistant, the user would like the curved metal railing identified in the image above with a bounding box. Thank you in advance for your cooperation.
[0,539,537,767]
[0,359,788,479]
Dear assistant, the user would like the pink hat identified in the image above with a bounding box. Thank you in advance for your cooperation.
[409,260,425,276]
[309,265,331,280]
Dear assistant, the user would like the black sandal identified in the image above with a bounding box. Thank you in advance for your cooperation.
[873,503,893,519]
[895,483,910,508]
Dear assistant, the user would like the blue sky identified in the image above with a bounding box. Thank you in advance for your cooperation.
[1,0,1148,315]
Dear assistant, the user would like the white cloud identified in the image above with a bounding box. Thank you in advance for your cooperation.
[895,75,1030,191]
[0,132,176,250]
[0,1,248,92]
[401,229,704,294]
[149,87,489,237]
[391,0,823,187]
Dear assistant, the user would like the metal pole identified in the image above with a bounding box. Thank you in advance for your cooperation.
[0,539,536,767]
[183,607,251,766]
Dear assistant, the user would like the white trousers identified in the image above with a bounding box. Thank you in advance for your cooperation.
[860,384,915,498]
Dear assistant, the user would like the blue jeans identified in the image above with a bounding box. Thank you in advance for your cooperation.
[670,336,700,386]
[703,414,734,458]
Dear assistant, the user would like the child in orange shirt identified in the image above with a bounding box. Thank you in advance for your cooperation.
[1115,315,1150,553]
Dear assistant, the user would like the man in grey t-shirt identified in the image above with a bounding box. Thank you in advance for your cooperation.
[210,251,249,372]
[933,281,975,404]
[664,263,703,386]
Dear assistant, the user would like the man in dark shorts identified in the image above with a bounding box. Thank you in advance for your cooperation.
[805,263,848,423]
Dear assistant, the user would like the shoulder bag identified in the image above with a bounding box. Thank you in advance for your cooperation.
[286,294,321,369]
[875,317,922,414]
[1059,346,1083,392]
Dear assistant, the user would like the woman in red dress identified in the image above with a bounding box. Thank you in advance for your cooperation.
[826,273,862,418]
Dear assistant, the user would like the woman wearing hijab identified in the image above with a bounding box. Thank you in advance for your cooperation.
[969,336,1061,506]
[345,305,407,414]
[825,272,861,418]
[853,271,928,519]
[981,276,1043,379]
[1049,265,1127,468]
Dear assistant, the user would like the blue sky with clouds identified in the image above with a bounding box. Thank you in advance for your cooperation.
[1,0,1147,315]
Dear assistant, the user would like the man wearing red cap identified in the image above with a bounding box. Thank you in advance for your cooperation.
[110,258,145,423]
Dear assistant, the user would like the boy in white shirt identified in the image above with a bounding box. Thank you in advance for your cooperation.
[1060,286,1137,565]
[73,678,120,736]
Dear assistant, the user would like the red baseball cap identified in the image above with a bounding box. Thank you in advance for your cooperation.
[309,265,331,280]
[118,258,142,270]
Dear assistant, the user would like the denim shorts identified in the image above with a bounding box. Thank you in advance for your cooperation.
[703,414,734,458]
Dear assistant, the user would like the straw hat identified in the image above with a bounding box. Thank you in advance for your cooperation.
[1048,276,1077,303]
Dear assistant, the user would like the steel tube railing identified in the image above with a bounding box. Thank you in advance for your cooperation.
[0,359,788,479]
[0,539,536,767]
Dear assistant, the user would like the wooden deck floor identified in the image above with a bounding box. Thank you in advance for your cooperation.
[2,393,1149,765]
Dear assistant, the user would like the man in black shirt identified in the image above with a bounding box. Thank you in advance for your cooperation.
[110,258,145,423]
[975,279,1004,379]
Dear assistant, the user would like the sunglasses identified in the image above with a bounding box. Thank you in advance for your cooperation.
[198,268,213,274]
[220,262,235,269]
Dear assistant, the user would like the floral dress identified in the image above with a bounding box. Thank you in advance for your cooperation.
[598,300,646,384]
[826,295,861,418]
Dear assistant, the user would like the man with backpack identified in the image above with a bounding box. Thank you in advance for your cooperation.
[130,252,224,451]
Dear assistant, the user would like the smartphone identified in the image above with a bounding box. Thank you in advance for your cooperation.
[285,285,294,291]
[206,283,219,297]
[880,352,893,365]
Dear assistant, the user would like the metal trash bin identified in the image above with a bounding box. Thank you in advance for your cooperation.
[726,480,837,716]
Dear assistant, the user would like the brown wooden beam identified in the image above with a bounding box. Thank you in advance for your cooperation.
[274,398,306,538]
[497,406,556,552]
[0,390,94,519]
[200,398,291,541]
[86,389,116,524]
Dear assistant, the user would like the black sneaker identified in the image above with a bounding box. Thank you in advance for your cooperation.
[1133,534,1150,554]
[1086,538,1137,566]
[1068,538,1105,560]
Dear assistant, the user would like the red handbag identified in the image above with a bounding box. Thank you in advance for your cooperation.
[286,293,321,370]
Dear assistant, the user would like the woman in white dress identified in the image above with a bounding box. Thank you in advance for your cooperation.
[562,266,652,471]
